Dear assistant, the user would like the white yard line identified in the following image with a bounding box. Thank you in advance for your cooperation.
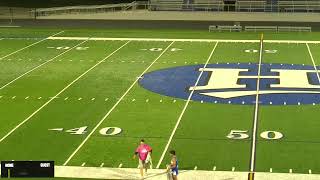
[0,39,89,90]
[1,165,319,179]
[0,41,130,144]
[63,41,175,166]
[249,35,264,173]
[156,41,219,169]
[0,25,20,28]
[306,43,320,83]
[53,166,320,180]
[47,36,320,44]
[0,31,64,60]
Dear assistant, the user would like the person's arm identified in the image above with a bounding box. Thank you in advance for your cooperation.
[147,145,152,154]
[166,164,170,172]
[133,149,139,159]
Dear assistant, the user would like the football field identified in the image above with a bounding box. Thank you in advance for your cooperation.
[1,29,320,178]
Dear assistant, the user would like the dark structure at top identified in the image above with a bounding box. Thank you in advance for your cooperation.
[0,0,136,8]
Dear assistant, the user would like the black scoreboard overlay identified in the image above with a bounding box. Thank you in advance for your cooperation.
[1,161,54,178]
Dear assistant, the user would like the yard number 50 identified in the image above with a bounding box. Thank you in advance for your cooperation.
[227,130,283,140]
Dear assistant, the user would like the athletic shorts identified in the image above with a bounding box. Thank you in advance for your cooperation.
[171,170,178,176]
[138,159,151,169]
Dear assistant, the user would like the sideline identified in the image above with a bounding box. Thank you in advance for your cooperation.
[46,36,320,44]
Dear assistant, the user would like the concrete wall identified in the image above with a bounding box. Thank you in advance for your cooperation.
[1,11,319,31]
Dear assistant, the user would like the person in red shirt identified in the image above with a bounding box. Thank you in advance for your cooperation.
[133,139,152,179]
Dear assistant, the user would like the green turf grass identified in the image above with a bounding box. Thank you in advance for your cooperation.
[1,29,320,176]
[255,41,320,174]
[0,39,39,57]
[67,41,217,167]
[2,28,320,40]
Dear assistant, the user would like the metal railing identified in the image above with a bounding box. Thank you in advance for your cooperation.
[29,1,320,18]
[147,3,320,12]
[33,2,139,16]
[1,1,320,20]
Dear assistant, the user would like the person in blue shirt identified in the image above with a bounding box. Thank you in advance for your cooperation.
[167,150,178,180]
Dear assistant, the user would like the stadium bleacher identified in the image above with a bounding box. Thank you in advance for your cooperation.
[192,0,224,11]
[149,0,320,12]
[149,0,184,11]
[236,0,266,12]
[278,1,320,12]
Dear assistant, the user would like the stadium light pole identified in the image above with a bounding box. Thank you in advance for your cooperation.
[9,8,13,24]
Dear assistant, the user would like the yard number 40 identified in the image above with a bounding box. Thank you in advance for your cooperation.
[65,126,122,136]
[227,130,283,140]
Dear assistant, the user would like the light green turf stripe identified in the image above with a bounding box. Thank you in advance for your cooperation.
[0,39,89,90]
[63,41,175,166]
[0,41,130,144]
[0,31,64,60]
[156,41,219,168]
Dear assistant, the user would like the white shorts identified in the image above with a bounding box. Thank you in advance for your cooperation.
[171,170,178,176]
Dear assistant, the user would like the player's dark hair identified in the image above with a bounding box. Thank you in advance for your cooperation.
[170,150,176,155]
[141,139,145,142]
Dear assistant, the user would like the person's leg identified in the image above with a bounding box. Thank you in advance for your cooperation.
[172,171,177,180]
[138,159,144,177]
[140,168,144,177]
[172,175,177,180]
[148,155,153,169]
[144,162,149,176]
